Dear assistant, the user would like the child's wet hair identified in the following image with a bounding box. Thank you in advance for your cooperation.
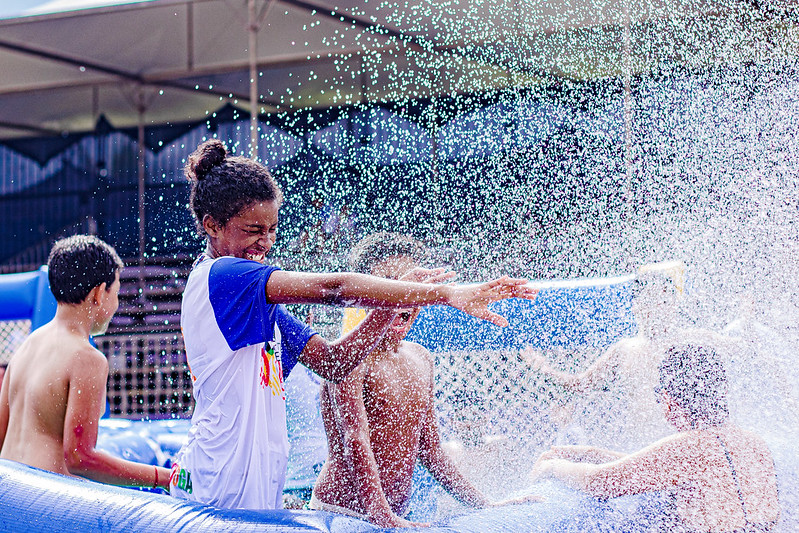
[185,140,283,236]
[349,232,425,274]
[47,235,124,304]
[657,344,729,427]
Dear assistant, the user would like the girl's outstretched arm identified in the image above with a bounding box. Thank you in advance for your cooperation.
[300,267,455,383]
[266,270,537,326]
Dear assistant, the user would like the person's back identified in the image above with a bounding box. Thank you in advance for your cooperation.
[0,235,171,490]
[531,343,780,533]
[669,425,779,532]
[0,321,105,474]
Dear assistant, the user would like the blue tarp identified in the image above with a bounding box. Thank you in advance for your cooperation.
[406,276,636,351]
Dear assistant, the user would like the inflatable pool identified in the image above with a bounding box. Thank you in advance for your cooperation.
[3,427,796,532]
[0,452,673,533]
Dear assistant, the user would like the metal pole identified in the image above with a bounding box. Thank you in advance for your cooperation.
[137,101,146,295]
[623,3,632,214]
[248,0,259,159]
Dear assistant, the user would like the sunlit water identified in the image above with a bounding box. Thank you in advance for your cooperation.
[266,2,799,528]
[4,0,798,529]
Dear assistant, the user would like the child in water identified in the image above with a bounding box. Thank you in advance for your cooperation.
[530,343,780,532]
[0,235,172,489]
[169,140,537,510]
[312,232,538,527]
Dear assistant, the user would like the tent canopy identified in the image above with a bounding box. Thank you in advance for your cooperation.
[1,0,795,152]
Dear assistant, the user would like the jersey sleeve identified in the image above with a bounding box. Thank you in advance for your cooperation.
[276,305,317,379]
[207,257,280,351]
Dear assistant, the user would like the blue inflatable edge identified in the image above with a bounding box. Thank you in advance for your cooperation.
[0,457,679,533]
[0,266,57,329]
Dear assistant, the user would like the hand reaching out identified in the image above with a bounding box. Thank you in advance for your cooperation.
[529,445,625,484]
[449,276,538,327]
[529,458,555,483]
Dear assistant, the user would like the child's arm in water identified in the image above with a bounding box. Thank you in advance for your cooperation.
[529,434,689,499]
[0,367,9,449]
[265,270,537,327]
[535,444,627,464]
[61,346,171,489]
[522,343,622,393]
[416,346,491,508]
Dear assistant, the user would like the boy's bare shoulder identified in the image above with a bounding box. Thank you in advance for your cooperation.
[400,340,433,358]
[61,340,109,374]
[399,341,435,372]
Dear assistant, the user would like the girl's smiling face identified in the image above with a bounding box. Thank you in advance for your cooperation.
[203,200,279,263]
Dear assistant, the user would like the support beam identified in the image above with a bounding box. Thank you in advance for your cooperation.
[249,0,259,158]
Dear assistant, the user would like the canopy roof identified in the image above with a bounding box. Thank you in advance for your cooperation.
[0,0,796,153]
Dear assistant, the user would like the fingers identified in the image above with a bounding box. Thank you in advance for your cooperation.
[485,275,526,286]
[512,286,539,299]
[481,277,538,301]
[424,270,457,284]
[480,310,509,328]
[537,449,558,461]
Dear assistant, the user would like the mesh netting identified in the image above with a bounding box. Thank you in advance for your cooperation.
[96,333,194,419]
[433,349,558,443]
[0,320,30,365]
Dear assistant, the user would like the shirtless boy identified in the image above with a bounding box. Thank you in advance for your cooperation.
[312,233,529,528]
[524,261,736,450]
[0,235,171,489]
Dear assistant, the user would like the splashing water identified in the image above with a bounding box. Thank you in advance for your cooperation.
[249,1,799,526]
[4,0,785,527]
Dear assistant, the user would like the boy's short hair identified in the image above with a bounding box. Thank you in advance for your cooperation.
[657,344,729,427]
[47,235,124,304]
[349,232,425,274]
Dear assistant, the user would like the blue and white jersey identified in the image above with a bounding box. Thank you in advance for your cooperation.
[171,254,316,510]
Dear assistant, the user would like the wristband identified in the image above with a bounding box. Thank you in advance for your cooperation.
[153,465,159,489]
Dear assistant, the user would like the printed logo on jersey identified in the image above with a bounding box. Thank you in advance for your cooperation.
[260,341,284,398]
[170,463,193,494]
